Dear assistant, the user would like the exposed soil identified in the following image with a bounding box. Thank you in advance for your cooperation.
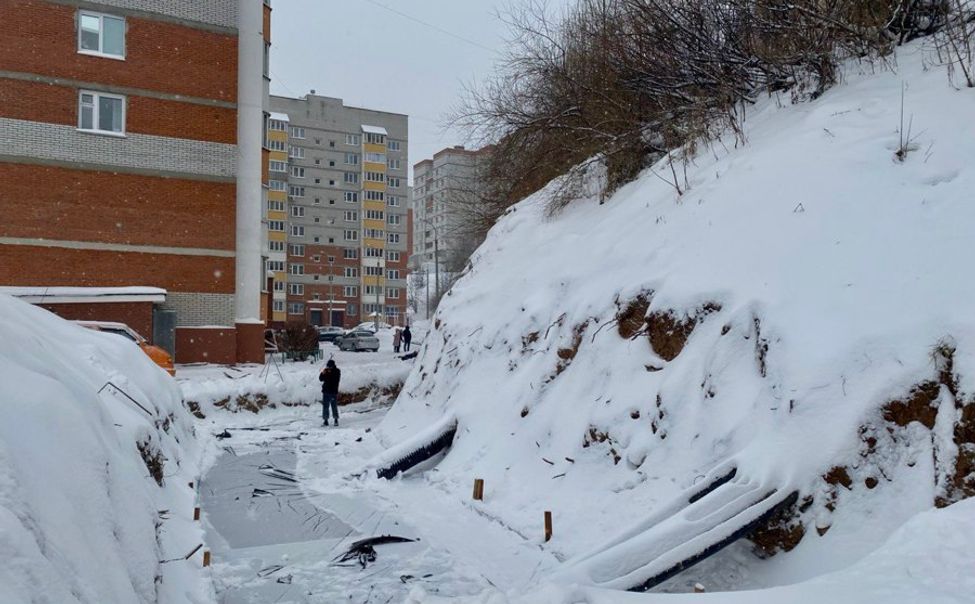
[881,380,940,429]
[137,440,164,486]
[647,302,722,362]
[749,499,806,557]
[617,293,652,339]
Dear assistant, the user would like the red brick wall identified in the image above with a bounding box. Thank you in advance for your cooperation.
[176,327,236,364]
[0,163,236,250]
[0,245,235,293]
[0,1,237,103]
[40,301,155,342]
[0,78,236,144]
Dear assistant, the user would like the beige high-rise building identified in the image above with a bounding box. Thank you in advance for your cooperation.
[267,94,409,328]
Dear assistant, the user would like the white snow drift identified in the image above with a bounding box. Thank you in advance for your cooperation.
[380,44,975,599]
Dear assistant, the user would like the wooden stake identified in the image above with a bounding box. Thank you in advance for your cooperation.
[202,550,211,567]
[193,506,201,521]
[473,478,484,501]
[544,511,553,542]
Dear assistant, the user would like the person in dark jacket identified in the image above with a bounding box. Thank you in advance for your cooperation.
[319,359,341,426]
[402,325,413,352]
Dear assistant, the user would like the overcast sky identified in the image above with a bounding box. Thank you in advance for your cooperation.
[269,0,570,181]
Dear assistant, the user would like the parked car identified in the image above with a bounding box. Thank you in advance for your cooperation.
[336,330,380,352]
[352,321,392,333]
[318,325,345,343]
[74,320,176,376]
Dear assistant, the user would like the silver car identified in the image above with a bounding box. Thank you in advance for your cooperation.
[336,330,380,352]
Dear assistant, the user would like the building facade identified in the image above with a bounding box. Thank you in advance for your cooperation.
[267,94,410,328]
[0,0,270,364]
[411,145,492,273]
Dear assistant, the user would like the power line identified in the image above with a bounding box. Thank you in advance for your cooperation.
[362,0,499,54]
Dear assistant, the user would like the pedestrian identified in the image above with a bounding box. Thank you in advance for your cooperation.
[402,325,412,352]
[319,359,341,426]
[392,327,402,353]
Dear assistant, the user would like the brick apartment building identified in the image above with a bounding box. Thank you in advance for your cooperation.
[0,0,271,364]
[266,94,411,328]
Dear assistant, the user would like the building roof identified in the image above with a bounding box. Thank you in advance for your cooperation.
[0,286,167,304]
[361,125,389,135]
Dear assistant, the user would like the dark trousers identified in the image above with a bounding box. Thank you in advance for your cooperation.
[322,392,338,421]
[403,340,411,351]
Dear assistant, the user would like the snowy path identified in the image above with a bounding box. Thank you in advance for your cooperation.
[199,404,557,602]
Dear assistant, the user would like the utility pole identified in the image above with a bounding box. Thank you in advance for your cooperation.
[327,257,334,326]
[424,263,430,320]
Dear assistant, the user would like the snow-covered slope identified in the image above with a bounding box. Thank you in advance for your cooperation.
[380,44,975,596]
[0,295,207,603]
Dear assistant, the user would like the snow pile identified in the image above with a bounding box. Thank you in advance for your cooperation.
[0,295,207,603]
[380,45,975,596]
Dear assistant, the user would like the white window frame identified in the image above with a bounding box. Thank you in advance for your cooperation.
[344,230,359,241]
[291,166,305,178]
[290,126,305,139]
[272,300,285,312]
[78,90,126,136]
[268,240,285,252]
[291,225,305,237]
[345,134,360,145]
[269,159,287,172]
[289,283,304,295]
[291,206,305,218]
[78,11,126,60]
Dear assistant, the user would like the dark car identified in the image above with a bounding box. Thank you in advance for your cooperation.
[318,326,345,343]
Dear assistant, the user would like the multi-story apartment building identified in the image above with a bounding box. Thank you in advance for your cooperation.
[411,145,492,272]
[0,0,271,364]
[266,112,290,325]
[267,94,410,328]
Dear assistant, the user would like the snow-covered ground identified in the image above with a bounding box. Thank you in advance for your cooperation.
[0,295,209,603]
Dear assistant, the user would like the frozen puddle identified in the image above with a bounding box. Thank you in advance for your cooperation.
[201,412,491,602]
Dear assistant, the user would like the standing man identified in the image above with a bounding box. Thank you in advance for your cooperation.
[402,325,413,352]
[392,327,402,353]
[319,359,341,426]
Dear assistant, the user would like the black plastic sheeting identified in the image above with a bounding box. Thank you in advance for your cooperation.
[375,420,458,480]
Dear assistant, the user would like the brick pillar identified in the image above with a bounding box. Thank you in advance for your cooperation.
[235,322,264,364]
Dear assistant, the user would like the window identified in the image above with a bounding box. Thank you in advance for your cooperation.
[288,302,304,315]
[289,264,304,275]
[291,166,305,178]
[291,225,304,237]
[366,209,384,220]
[268,139,286,152]
[268,119,286,132]
[273,300,285,312]
[364,285,379,295]
[289,283,304,295]
[78,91,124,134]
[388,214,401,225]
[269,180,286,191]
[387,196,401,207]
[388,140,401,151]
[290,126,305,139]
[78,11,125,59]
[344,267,359,278]
[365,191,385,201]
[344,192,358,203]
[387,269,401,279]
[345,153,360,165]
[343,248,358,259]
[345,134,360,145]
[365,132,385,144]
[387,251,400,262]
[365,152,385,163]
[387,233,401,243]
[344,286,358,297]
[291,206,304,217]
[388,177,402,188]
[268,220,285,232]
[365,266,383,276]
[290,244,305,256]
[268,200,284,212]
[268,240,285,252]
[365,228,385,240]
[348,303,358,315]
[273,281,285,292]
[269,160,287,172]
[344,210,358,221]
[267,260,285,271]
[344,230,359,241]
[289,145,304,159]
[365,247,383,258]
[387,288,400,299]
[343,172,359,184]
[387,158,401,170]
[364,171,385,183]
[288,185,305,198]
